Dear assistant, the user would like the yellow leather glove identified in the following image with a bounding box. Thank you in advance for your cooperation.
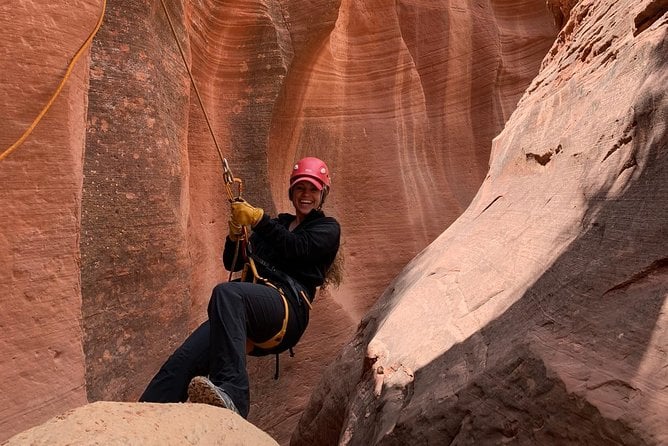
[228,219,243,241]
[231,199,264,227]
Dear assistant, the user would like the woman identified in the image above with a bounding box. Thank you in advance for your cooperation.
[140,157,341,418]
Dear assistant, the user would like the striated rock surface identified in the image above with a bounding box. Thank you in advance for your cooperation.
[4,401,279,445]
[1,0,556,444]
[0,0,96,438]
[268,0,557,321]
[293,0,668,444]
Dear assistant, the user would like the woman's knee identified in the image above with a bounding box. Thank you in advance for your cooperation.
[212,282,231,296]
[209,282,245,314]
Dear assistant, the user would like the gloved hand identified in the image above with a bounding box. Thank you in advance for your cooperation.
[231,199,264,227]
[228,219,244,241]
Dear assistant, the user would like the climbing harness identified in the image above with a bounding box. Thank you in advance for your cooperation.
[0,0,107,162]
[251,282,290,350]
[248,250,317,379]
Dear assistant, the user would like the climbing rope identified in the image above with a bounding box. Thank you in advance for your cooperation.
[158,0,226,169]
[158,1,266,283]
[161,3,291,373]
[0,0,107,162]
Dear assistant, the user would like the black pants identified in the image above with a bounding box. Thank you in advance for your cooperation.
[139,281,306,417]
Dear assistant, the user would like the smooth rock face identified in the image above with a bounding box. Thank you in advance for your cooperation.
[269,0,557,321]
[293,0,668,444]
[4,401,279,446]
[0,0,95,439]
[1,0,557,444]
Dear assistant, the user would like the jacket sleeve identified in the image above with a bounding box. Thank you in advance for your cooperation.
[222,236,245,272]
[252,213,340,262]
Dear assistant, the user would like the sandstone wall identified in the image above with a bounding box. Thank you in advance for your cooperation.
[0,0,556,443]
[293,0,668,444]
[0,1,97,439]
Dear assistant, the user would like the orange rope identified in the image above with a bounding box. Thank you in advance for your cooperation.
[0,0,107,162]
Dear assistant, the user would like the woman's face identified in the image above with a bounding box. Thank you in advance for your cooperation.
[291,180,322,219]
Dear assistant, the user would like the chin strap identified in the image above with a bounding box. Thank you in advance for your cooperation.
[318,187,329,210]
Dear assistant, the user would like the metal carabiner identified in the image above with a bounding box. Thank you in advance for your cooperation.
[222,158,244,201]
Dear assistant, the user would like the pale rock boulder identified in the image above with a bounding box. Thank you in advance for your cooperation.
[293,0,668,444]
[4,402,278,446]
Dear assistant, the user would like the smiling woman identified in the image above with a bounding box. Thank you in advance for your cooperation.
[288,157,332,225]
[140,157,341,419]
[291,181,322,224]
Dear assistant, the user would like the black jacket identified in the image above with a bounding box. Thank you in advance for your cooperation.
[222,209,340,302]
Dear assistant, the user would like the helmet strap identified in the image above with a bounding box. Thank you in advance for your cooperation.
[317,188,329,210]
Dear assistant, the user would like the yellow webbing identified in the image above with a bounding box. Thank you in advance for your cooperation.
[0,0,107,162]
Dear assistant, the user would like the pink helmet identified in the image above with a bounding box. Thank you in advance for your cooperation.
[289,157,331,190]
[289,157,331,207]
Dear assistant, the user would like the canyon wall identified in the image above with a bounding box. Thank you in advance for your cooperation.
[293,0,668,444]
[1,0,558,443]
[0,1,95,438]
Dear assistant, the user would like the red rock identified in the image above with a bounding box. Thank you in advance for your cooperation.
[0,1,96,439]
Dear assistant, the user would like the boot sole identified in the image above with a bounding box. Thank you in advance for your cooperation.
[188,376,237,413]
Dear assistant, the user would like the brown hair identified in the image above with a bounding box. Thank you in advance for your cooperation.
[322,246,344,289]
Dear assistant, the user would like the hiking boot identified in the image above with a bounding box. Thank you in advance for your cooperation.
[187,376,240,415]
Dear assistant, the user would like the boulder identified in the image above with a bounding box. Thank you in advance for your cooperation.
[4,401,278,446]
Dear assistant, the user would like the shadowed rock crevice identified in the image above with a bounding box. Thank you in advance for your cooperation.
[525,144,563,166]
[602,120,636,162]
[604,258,668,295]
[633,0,668,36]
[374,345,648,446]
[547,0,580,30]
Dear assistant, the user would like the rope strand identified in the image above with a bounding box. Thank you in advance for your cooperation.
[0,0,107,162]
[158,0,226,169]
